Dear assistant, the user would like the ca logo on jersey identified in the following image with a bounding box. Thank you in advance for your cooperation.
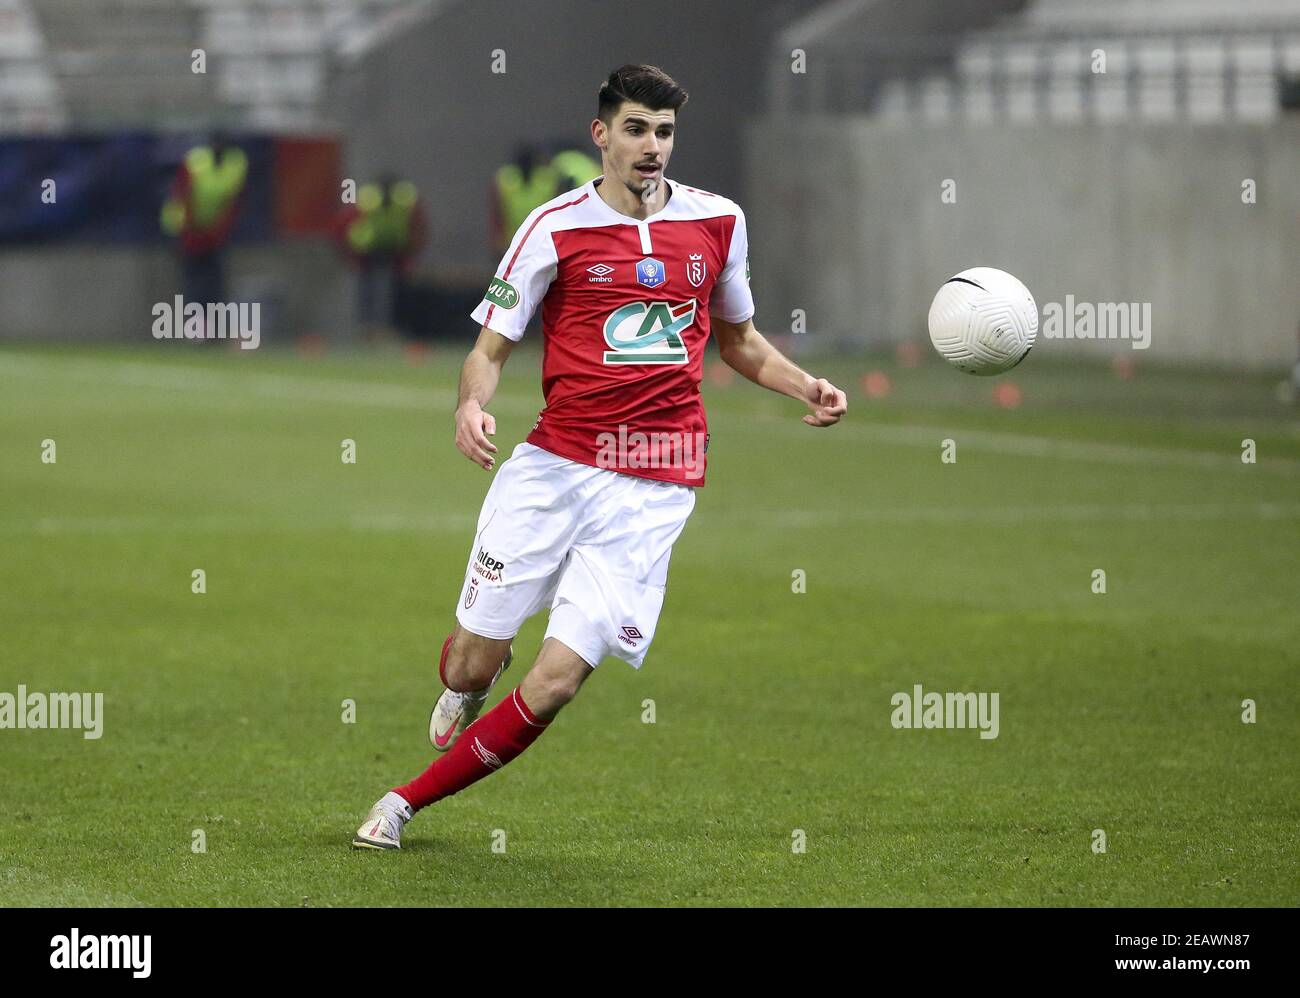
[603,299,696,365]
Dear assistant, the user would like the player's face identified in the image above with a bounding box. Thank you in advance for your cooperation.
[596,103,676,200]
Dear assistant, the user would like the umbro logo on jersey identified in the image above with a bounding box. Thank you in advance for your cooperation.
[587,263,615,283]
[686,253,707,288]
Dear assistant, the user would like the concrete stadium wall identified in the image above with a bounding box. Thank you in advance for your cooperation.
[743,119,1300,369]
[0,243,351,344]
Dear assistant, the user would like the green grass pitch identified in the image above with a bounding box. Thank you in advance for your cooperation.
[0,343,1296,906]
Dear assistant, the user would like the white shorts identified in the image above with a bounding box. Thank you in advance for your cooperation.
[455,442,696,669]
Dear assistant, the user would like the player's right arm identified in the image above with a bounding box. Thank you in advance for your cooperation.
[460,200,558,469]
[454,326,516,470]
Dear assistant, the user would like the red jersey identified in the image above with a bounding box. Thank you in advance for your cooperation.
[470,177,754,487]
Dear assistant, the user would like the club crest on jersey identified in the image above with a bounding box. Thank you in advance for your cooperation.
[603,299,696,365]
[635,257,666,288]
[686,253,707,288]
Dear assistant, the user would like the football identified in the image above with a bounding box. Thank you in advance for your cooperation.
[927,267,1038,376]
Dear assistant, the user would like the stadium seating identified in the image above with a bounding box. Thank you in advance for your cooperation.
[774,0,1300,123]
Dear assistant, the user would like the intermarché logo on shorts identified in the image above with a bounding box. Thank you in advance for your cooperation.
[594,426,706,480]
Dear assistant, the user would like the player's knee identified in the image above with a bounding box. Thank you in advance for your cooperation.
[521,677,577,720]
[539,672,584,708]
[523,659,589,715]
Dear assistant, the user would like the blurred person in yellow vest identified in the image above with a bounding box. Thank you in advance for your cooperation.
[160,133,248,332]
[549,146,601,192]
[488,144,600,255]
[490,144,553,255]
[335,172,428,343]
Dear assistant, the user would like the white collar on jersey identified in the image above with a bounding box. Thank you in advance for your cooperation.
[588,175,676,225]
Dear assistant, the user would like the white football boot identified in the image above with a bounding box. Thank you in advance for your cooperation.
[428,645,513,751]
[351,791,414,850]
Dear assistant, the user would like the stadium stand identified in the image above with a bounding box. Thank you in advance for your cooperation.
[772,0,1300,122]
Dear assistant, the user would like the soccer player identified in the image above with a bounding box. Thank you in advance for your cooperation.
[353,64,847,849]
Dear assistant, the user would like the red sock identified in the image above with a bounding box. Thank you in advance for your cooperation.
[394,687,549,811]
[436,633,454,688]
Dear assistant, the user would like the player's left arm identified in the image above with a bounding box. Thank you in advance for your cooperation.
[711,315,847,427]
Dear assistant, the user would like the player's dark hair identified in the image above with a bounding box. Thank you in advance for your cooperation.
[597,65,689,124]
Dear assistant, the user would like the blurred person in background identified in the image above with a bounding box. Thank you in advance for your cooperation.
[335,172,428,343]
[549,141,602,192]
[160,132,248,330]
[490,142,602,254]
[1291,320,1300,402]
[490,143,555,255]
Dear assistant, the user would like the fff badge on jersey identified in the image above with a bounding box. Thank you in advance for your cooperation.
[636,258,666,288]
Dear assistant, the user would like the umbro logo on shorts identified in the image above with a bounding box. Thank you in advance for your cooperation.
[618,625,644,646]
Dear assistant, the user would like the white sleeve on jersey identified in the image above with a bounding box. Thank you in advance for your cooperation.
[710,205,755,325]
[470,210,559,341]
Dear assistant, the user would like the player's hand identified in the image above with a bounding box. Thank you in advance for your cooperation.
[801,377,847,427]
[455,399,498,469]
